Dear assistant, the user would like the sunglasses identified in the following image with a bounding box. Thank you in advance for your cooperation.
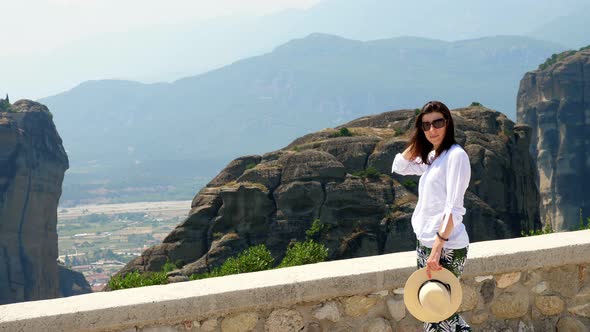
[421,118,446,131]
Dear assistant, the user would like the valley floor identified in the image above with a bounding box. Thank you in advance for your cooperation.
[58,200,192,220]
[57,200,192,291]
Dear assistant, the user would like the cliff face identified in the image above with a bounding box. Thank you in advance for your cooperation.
[0,100,90,304]
[517,48,590,230]
[118,105,540,278]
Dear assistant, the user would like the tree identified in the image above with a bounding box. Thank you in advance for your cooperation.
[0,95,11,112]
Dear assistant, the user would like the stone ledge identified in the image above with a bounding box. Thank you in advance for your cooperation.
[1,229,589,332]
[464,229,590,276]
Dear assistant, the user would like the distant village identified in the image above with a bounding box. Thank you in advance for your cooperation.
[58,257,127,292]
[56,203,187,291]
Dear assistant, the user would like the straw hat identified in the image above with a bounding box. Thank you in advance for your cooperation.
[403,267,463,323]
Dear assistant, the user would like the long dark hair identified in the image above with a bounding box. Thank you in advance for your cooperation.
[406,101,457,165]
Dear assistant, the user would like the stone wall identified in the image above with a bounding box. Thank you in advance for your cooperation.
[1,230,589,332]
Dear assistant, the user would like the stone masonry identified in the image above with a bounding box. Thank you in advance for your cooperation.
[0,230,588,332]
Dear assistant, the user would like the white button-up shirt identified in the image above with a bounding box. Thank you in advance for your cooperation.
[391,144,471,249]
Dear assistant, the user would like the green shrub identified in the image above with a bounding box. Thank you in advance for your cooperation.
[108,270,168,290]
[524,208,590,237]
[540,53,558,70]
[544,53,561,70]
[190,244,274,280]
[414,108,421,115]
[520,222,553,237]
[175,260,185,269]
[394,128,403,136]
[580,45,590,51]
[339,127,351,136]
[107,260,178,290]
[579,208,590,230]
[306,219,330,241]
[539,50,577,70]
[245,163,257,170]
[278,240,328,268]
[365,167,380,179]
[470,102,482,107]
[401,179,417,190]
[0,98,12,113]
[352,167,381,180]
[332,127,352,137]
[217,244,274,275]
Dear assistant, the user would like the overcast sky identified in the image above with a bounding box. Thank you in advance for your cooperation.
[2,0,320,56]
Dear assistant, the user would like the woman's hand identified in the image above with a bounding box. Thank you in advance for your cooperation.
[426,237,444,279]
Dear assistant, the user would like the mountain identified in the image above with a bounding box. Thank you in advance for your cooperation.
[115,104,540,278]
[4,0,589,101]
[286,0,588,41]
[40,34,564,204]
[527,6,590,49]
[0,99,90,304]
[517,47,590,230]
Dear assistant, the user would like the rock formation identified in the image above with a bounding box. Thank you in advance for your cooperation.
[517,47,590,230]
[118,105,540,279]
[0,99,90,304]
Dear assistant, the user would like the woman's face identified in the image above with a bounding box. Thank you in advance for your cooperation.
[421,111,447,149]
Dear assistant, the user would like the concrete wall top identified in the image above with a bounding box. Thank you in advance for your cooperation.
[1,229,589,332]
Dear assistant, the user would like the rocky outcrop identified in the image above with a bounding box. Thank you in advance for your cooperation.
[58,265,92,297]
[517,48,590,230]
[0,100,90,304]
[118,105,540,278]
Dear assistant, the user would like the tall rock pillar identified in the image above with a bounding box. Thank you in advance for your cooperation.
[0,100,89,304]
[517,49,590,230]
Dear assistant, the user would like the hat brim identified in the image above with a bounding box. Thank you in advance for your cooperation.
[403,267,463,323]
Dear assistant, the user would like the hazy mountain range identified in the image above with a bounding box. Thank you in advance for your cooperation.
[39,34,567,204]
[3,0,589,100]
[7,0,588,204]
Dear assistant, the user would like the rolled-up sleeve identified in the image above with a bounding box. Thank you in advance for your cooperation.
[391,153,427,176]
[441,149,471,230]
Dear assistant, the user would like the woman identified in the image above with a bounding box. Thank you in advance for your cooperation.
[391,101,471,331]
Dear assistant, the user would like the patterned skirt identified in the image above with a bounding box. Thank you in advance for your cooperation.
[416,243,471,332]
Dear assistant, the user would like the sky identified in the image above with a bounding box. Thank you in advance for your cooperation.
[2,0,320,57]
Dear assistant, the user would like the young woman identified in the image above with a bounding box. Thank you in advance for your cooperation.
[391,101,471,331]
